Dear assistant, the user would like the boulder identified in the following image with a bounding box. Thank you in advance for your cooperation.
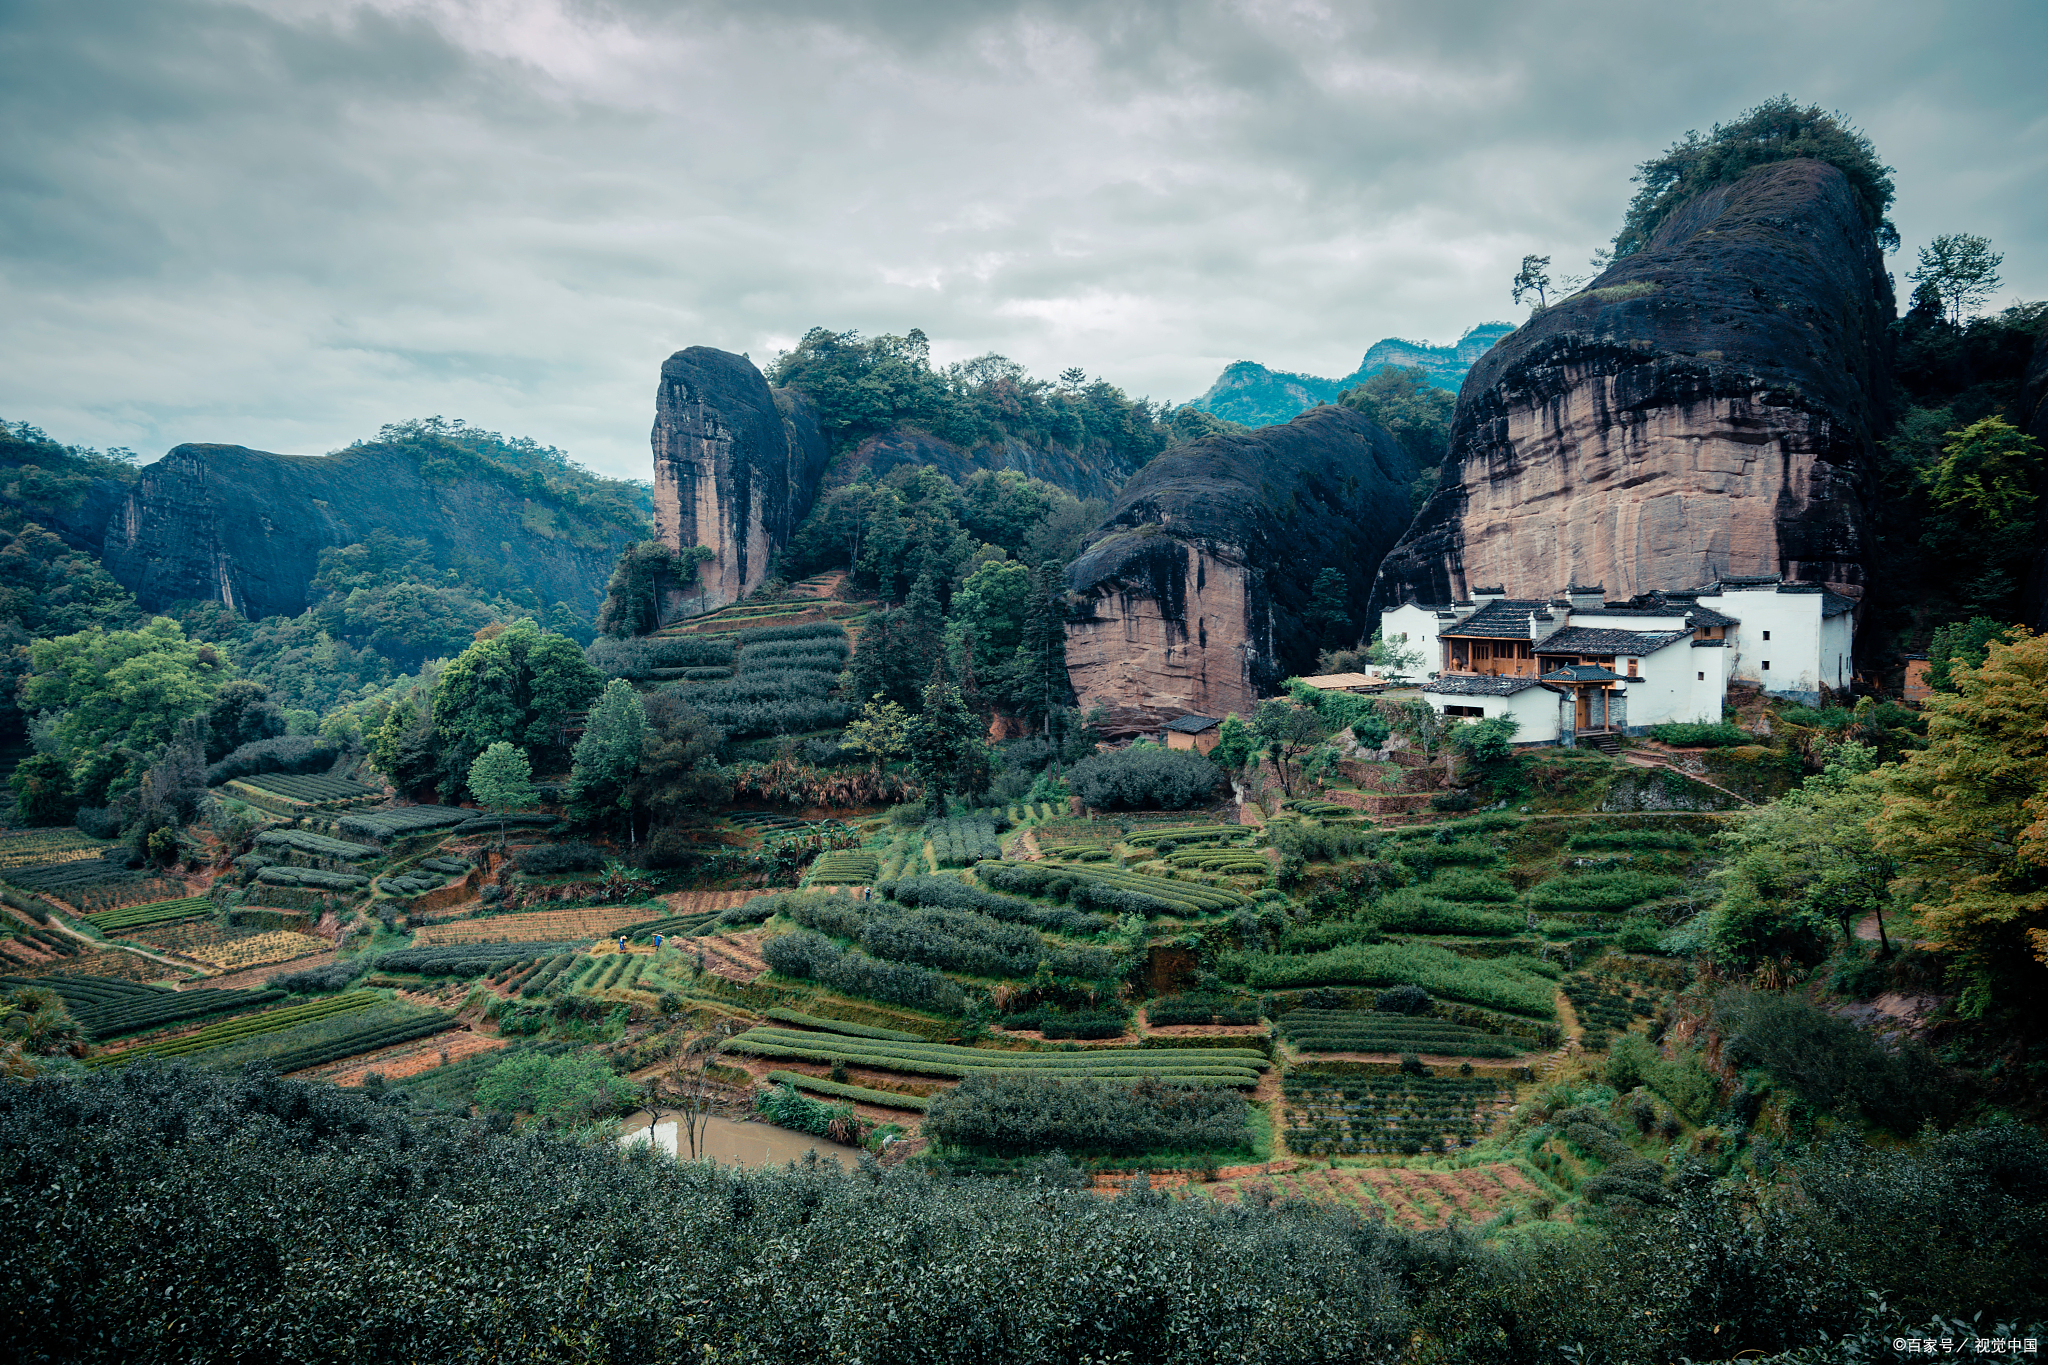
[1373,158,1895,611]
[650,347,830,618]
[1064,405,1418,721]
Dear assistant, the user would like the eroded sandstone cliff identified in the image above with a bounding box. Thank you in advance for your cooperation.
[1373,159,1894,611]
[101,442,632,620]
[650,347,831,619]
[1064,405,1418,721]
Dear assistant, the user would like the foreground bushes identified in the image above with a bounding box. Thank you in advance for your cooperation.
[0,1067,2040,1363]
[924,1072,1249,1158]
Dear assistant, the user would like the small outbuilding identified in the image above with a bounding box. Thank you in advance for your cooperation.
[1163,714,1223,755]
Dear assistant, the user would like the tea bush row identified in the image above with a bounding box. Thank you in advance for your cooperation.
[881,875,1109,936]
[765,1069,929,1111]
[1217,941,1559,1017]
[760,930,967,1015]
[924,818,1001,868]
[925,1073,1250,1158]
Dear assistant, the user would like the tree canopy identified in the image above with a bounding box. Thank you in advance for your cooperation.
[429,619,603,798]
[1873,629,2048,1016]
[22,618,229,761]
[1613,96,1896,258]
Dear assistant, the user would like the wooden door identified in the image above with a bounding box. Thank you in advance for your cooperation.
[1575,689,1590,731]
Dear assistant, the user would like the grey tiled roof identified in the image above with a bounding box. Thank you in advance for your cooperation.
[1691,638,1727,648]
[1542,664,1626,683]
[1535,626,1691,656]
[1422,674,1551,696]
[1437,600,1551,638]
[1164,714,1219,733]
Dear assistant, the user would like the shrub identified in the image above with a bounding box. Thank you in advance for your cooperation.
[515,842,608,875]
[204,736,341,787]
[1716,989,1956,1134]
[1649,722,1751,748]
[924,1073,1249,1158]
[267,961,365,994]
[1066,747,1220,811]
[1374,984,1432,1015]
[1429,791,1476,812]
[474,1052,638,1125]
[754,1082,858,1140]
[74,806,125,840]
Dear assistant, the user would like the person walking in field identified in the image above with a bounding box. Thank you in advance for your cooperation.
[652,933,664,951]
[618,936,629,954]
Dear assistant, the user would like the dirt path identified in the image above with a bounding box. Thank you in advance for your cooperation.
[184,949,338,992]
[1620,752,1756,806]
[5,903,194,977]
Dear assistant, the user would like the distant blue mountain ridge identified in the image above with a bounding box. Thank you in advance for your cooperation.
[1192,322,1515,428]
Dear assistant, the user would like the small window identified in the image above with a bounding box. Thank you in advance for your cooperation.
[1762,630,1771,641]
[1697,671,1705,681]
[1762,661,1771,671]
[1626,658,1638,677]
[1444,704,1485,718]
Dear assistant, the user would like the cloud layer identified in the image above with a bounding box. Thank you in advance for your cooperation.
[3,0,2044,478]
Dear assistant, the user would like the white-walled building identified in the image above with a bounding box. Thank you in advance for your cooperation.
[1384,573,1854,743]
[1390,583,1735,746]
[1659,577,1854,705]
[1377,601,1445,681]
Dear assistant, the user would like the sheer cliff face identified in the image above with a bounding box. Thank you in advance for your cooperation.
[650,348,830,619]
[101,444,629,619]
[1064,405,1419,721]
[1374,159,1894,611]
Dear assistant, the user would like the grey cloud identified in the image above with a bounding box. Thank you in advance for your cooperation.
[0,0,2042,479]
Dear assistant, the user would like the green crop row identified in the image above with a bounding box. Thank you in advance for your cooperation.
[273,1013,459,1075]
[254,829,379,862]
[761,1007,922,1041]
[731,1028,1265,1084]
[731,1039,1259,1087]
[765,1069,931,1112]
[738,1026,1266,1068]
[87,896,215,930]
[807,852,879,885]
[89,991,381,1066]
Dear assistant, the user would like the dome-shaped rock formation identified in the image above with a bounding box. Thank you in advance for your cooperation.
[1373,158,1894,613]
[1064,405,1418,722]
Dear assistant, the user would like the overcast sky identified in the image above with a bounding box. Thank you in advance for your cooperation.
[3,0,2044,480]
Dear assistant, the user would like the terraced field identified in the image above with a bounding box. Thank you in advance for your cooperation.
[730,1026,1268,1087]
[1202,1161,1543,1229]
[411,905,655,944]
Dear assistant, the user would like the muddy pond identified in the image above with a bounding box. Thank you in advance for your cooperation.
[617,1112,857,1168]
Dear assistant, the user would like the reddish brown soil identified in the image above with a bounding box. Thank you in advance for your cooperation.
[303,1029,508,1085]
